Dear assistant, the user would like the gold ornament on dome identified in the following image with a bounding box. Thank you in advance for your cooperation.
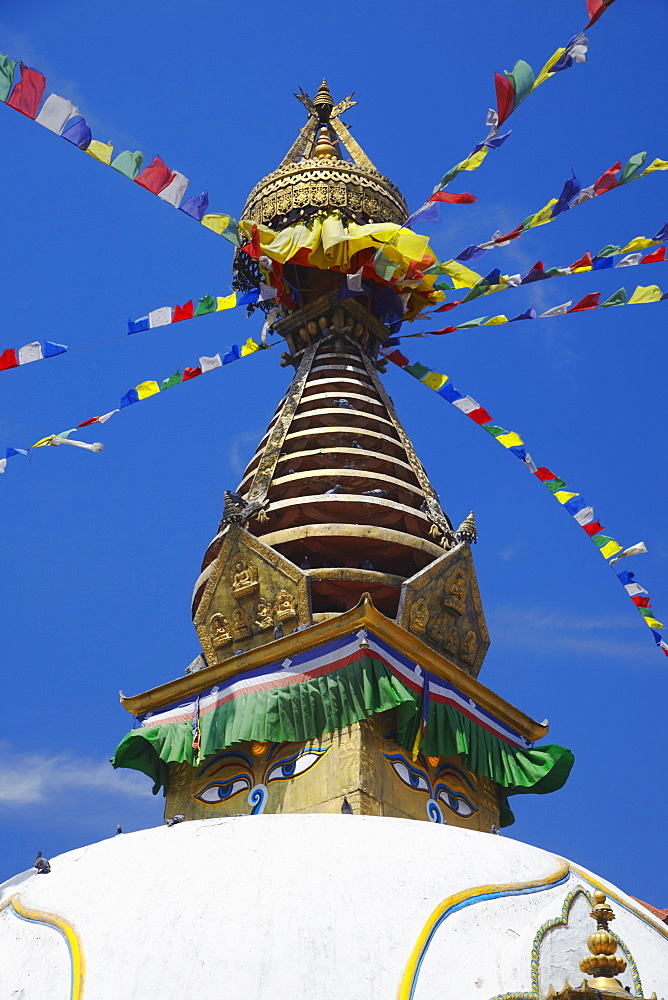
[254,598,275,631]
[578,891,627,990]
[231,608,251,641]
[230,558,259,600]
[460,630,478,666]
[443,570,467,616]
[274,589,297,623]
[209,613,232,648]
[409,598,429,636]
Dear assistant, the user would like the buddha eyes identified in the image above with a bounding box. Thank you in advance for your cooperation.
[194,775,251,804]
[265,747,328,783]
[435,784,478,818]
[385,756,430,793]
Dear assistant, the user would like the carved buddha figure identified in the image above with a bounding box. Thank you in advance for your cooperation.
[443,569,466,616]
[460,630,478,666]
[443,625,458,655]
[231,608,251,640]
[274,589,297,623]
[231,558,258,599]
[409,598,429,636]
[255,598,274,631]
[209,613,232,648]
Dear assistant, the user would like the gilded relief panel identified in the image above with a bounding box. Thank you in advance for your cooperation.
[193,524,311,662]
[396,543,490,678]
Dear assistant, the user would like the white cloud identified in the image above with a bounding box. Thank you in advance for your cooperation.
[0,746,148,806]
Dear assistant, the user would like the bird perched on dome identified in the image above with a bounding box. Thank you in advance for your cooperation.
[33,851,51,874]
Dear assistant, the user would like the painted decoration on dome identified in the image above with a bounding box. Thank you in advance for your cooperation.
[382,749,479,824]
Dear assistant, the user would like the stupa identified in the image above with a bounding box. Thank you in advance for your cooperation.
[1,82,666,1000]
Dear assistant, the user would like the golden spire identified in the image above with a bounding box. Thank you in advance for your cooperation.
[578,891,627,992]
[456,512,478,545]
[312,125,338,158]
[313,79,334,121]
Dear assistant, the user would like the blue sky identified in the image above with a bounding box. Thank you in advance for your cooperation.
[0,0,666,904]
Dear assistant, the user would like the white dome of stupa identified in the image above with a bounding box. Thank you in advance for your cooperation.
[1,815,666,1000]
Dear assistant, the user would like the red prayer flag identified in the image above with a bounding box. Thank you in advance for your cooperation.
[594,161,621,195]
[0,349,19,371]
[76,416,101,428]
[428,192,476,204]
[570,251,593,271]
[385,350,409,367]
[494,72,515,125]
[493,225,523,245]
[430,326,457,336]
[586,0,616,28]
[569,292,601,313]
[468,408,493,425]
[434,300,462,313]
[242,224,262,260]
[172,301,194,322]
[583,520,605,537]
[631,595,652,608]
[135,155,174,194]
[640,246,666,264]
[183,366,202,380]
[6,65,46,119]
[534,467,558,482]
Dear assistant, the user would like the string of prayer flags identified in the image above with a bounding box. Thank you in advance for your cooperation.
[0,48,239,247]
[0,340,67,370]
[127,289,262,334]
[616,572,665,638]
[379,344,666,654]
[1,339,265,479]
[406,192,476,228]
[464,156,668,258]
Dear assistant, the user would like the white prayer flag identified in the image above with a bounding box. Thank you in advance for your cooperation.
[504,274,522,287]
[200,354,222,372]
[260,282,278,301]
[625,581,648,597]
[617,253,643,267]
[149,307,173,328]
[18,342,43,365]
[97,410,119,424]
[36,94,77,134]
[346,269,364,292]
[452,396,480,415]
[540,301,572,318]
[571,184,595,206]
[522,452,537,474]
[158,172,189,208]
[0,459,6,474]
[609,541,648,565]
[574,506,595,526]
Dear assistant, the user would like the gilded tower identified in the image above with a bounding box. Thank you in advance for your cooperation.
[113,83,573,831]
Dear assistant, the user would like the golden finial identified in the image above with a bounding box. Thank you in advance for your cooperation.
[312,125,338,158]
[579,890,627,992]
[456,511,478,544]
[314,79,334,121]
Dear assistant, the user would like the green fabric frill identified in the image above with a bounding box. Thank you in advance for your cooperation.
[111,655,574,825]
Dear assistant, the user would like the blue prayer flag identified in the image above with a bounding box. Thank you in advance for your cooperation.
[128,316,150,334]
[180,191,209,221]
[457,245,487,262]
[222,346,241,364]
[238,290,259,305]
[484,130,512,149]
[407,202,440,226]
[44,341,67,357]
[5,447,28,458]
[120,389,139,407]
[61,117,91,149]
[652,222,668,242]
[551,173,581,217]
[437,384,462,403]
[593,256,614,270]
[510,308,537,322]
[617,571,636,586]
[564,496,589,515]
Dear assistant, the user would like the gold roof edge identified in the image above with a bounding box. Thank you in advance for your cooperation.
[120,595,548,743]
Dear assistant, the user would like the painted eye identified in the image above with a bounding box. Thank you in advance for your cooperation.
[436,784,478,818]
[386,756,430,793]
[265,747,328,784]
[194,776,251,804]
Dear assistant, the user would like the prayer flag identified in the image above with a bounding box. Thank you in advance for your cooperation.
[183,366,202,380]
[407,201,439,226]
[582,520,605,537]
[586,0,617,28]
[452,396,479,415]
[201,213,232,235]
[497,431,524,449]
[422,372,448,390]
[0,53,18,102]
[61,116,91,149]
[554,491,578,504]
[521,262,546,284]
[564,497,589,515]
[428,191,476,204]
[551,174,581,217]
[643,158,668,174]
[595,245,621,258]
[260,282,277,301]
[509,308,537,321]
[437,260,483,290]
[592,256,614,270]
[6,447,28,458]
[592,533,622,555]
[222,346,241,364]
[172,301,194,322]
[374,250,398,282]
[570,252,593,272]
[32,436,56,448]
[620,236,658,253]
[405,362,431,380]
[495,72,515,124]
[180,191,209,221]
[148,307,172,328]
[44,341,67,357]
[594,162,621,195]
[200,354,223,372]
[619,151,647,185]
[87,140,114,164]
[600,288,627,307]
[484,315,509,325]
[36,94,76,133]
[617,253,643,267]
[161,372,181,390]
[128,316,150,334]
[241,338,261,357]
[438,384,462,403]
[609,541,648,565]
[535,467,559,482]
[120,389,139,407]
[97,410,118,424]
[384,349,409,366]
[468,407,493,425]
[0,458,6,474]
[18,342,43,364]
[111,150,144,179]
[7,65,46,118]
[0,349,18,370]
[631,596,651,608]
[640,614,664,629]
[650,630,668,654]
[569,293,600,312]
[216,294,237,311]
[574,507,595,526]
[456,317,488,329]
[194,295,216,316]
[540,301,572,318]
[628,285,662,304]
[158,171,188,208]
[508,59,535,109]
[346,270,364,292]
[483,425,506,437]
[136,381,160,400]
[544,478,567,493]
[640,246,666,264]
[135,155,174,194]
[457,246,487,262]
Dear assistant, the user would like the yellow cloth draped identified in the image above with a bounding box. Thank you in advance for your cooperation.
[202,214,232,235]
[240,338,261,356]
[628,284,663,304]
[136,381,160,399]
[87,140,113,164]
[216,293,237,311]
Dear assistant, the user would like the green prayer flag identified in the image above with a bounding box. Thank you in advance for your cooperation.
[595,244,621,258]
[433,280,454,290]
[507,59,535,107]
[593,534,616,549]
[111,150,144,179]
[456,316,488,328]
[374,251,397,282]
[221,219,241,247]
[195,295,216,316]
[619,151,647,185]
[462,282,490,303]
[160,372,182,390]
[0,53,18,103]
[404,362,431,380]
[600,287,627,307]
[440,163,462,187]
[545,477,567,493]
[483,424,507,437]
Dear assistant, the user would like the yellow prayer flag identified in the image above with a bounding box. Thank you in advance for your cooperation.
[497,431,524,449]
[619,236,657,253]
[600,540,623,559]
[438,260,483,289]
[527,198,558,229]
[643,616,664,629]
[201,214,232,235]
[216,294,237,311]
[534,48,565,88]
[461,148,488,172]
[87,140,113,164]
[643,158,668,174]
[32,435,56,448]
[571,265,593,274]
[484,315,509,325]
[240,338,261,357]
[136,381,160,400]
[628,284,663,305]
[554,491,579,505]
[422,372,448,390]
